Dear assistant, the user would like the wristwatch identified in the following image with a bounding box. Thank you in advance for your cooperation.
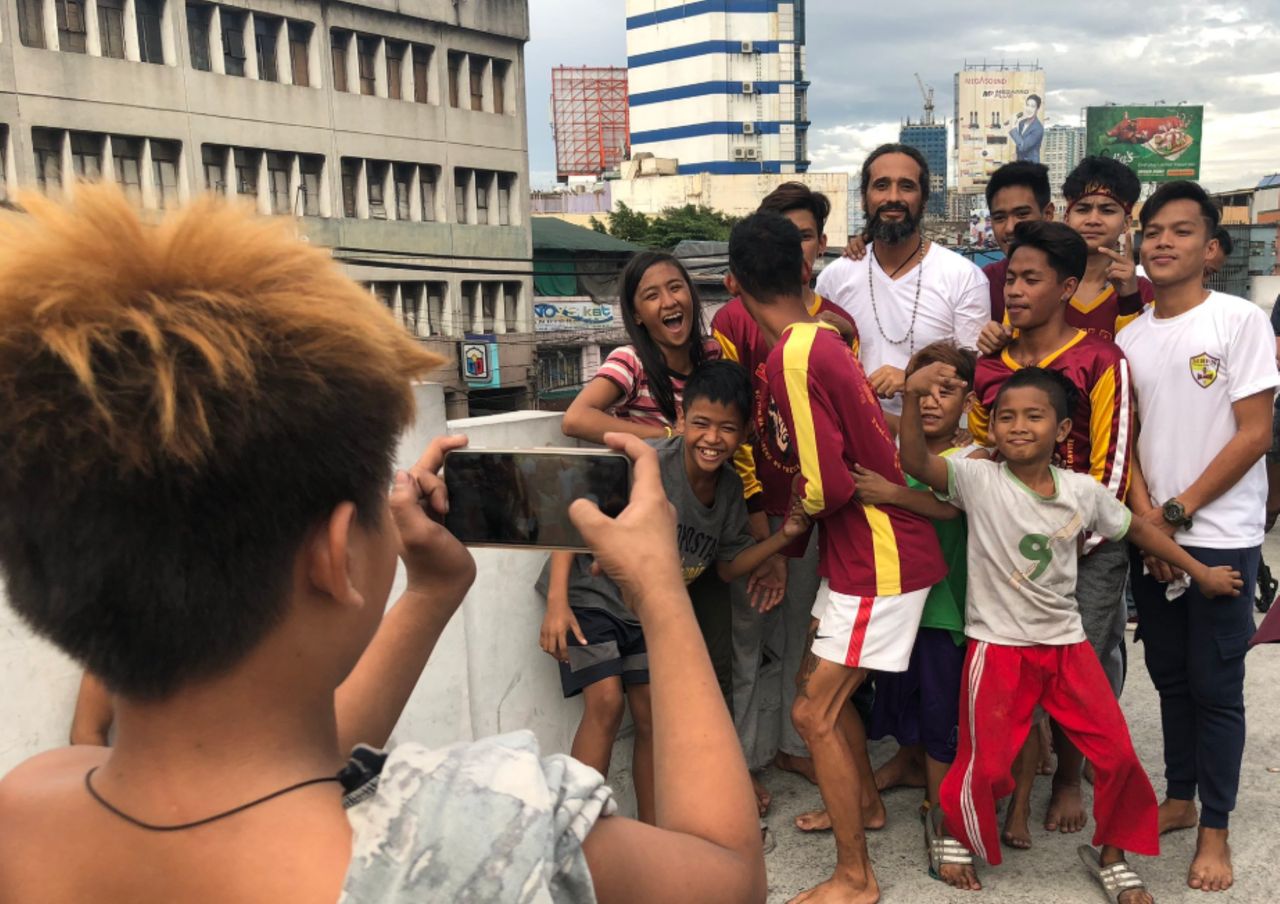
[1161,498,1192,530]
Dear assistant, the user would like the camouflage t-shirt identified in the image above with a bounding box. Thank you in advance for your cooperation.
[339,731,616,903]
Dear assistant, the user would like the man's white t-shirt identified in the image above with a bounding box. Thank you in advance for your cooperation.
[1118,291,1280,548]
[816,242,990,415]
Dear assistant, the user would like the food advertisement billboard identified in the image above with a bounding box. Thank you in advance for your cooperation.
[1085,106,1203,182]
[954,68,1047,192]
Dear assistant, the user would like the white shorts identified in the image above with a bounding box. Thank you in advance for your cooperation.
[809,580,929,672]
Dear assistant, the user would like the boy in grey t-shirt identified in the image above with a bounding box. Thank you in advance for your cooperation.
[538,362,806,823]
[900,363,1242,904]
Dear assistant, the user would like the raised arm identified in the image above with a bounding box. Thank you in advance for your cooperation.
[576,433,766,904]
[562,376,669,445]
[899,363,959,493]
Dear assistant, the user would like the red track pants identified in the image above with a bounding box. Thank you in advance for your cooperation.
[940,639,1159,865]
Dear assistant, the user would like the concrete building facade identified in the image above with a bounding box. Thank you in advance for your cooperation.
[1042,124,1085,210]
[0,0,533,417]
[624,0,809,175]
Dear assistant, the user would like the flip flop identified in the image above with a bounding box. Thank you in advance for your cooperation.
[1077,845,1147,902]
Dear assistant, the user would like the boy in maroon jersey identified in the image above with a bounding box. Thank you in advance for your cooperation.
[712,182,860,801]
[730,210,945,904]
[968,220,1134,848]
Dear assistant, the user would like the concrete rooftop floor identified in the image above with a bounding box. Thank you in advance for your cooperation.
[759,534,1280,904]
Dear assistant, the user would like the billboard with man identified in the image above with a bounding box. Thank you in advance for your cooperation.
[1085,105,1204,182]
[954,66,1047,192]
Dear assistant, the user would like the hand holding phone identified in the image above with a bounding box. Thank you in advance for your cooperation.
[394,434,476,596]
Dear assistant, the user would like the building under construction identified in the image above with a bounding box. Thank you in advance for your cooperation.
[551,66,630,182]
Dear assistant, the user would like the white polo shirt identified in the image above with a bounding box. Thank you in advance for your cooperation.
[816,242,990,415]
[1117,291,1280,548]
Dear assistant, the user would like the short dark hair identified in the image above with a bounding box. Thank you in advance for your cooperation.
[860,143,931,205]
[758,181,831,235]
[906,341,977,388]
[728,211,806,303]
[0,185,443,700]
[1062,156,1141,207]
[994,367,1077,423]
[1213,226,1234,256]
[683,360,752,426]
[1138,180,1220,235]
[985,161,1052,210]
[1026,94,1042,108]
[1007,220,1088,283]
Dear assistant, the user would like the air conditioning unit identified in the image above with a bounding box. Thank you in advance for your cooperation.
[742,148,760,161]
[741,81,755,94]
[740,40,754,54]
[732,147,747,160]
[742,122,755,135]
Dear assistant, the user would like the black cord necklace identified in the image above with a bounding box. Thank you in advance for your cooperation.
[875,237,924,279]
[84,767,342,832]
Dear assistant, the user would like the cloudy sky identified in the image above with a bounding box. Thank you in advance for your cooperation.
[524,0,1280,192]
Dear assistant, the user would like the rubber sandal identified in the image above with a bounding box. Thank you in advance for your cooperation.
[1077,845,1147,902]
[925,805,974,881]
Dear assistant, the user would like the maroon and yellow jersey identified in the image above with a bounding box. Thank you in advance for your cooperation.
[969,330,1133,508]
[1001,276,1154,341]
[712,294,859,517]
[762,321,945,596]
[983,258,1009,323]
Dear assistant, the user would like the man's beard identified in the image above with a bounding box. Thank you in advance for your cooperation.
[866,202,921,245]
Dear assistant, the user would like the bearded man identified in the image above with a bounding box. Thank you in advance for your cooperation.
[817,144,989,419]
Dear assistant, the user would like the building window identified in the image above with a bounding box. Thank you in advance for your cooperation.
[151,141,180,209]
[114,138,144,205]
[469,57,485,111]
[356,35,376,95]
[299,155,322,216]
[56,0,89,53]
[385,40,404,100]
[266,152,289,213]
[393,164,411,219]
[497,173,512,225]
[18,0,46,47]
[340,159,358,217]
[136,0,165,64]
[201,145,225,192]
[97,0,127,59]
[33,129,63,195]
[186,4,211,70]
[447,51,463,107]
[221,9,247,76]
[254,15,279,82]
[475,173,489,222]
[538,348,582,393]
[367,160,387,219]
[427,284,444,335]
[233,148,257,198]
[70,132,103,180]
[492,60,508,115]
[330,30,348,92]
[454,169,468,222]
[411,44,431,103]
[503,283,518,329]
[419,165,436,221]
[288,22,311,86]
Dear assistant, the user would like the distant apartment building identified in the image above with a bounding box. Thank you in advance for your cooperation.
[0,0,532,417]
[1042,124,1085,209]
[624,0,810,174]
[899,120,947,217]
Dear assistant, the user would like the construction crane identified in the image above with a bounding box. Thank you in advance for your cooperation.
[915,73,935,125]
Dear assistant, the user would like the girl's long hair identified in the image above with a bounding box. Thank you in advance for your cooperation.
[618,251,710,424]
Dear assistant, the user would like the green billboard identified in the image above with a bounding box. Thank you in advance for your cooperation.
[1085,106,1204,182]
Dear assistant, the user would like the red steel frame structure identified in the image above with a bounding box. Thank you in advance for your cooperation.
[551,66,630,182]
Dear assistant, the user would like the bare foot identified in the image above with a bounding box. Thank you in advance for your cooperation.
[1188,826,1233,892]
[795,808,831,832]
[1082,759,1095,786]
[872,747,926,793]
[775,751,818,785]
[752,775,772,816]
[938,862,982,892]
[1158,797,1198,835]
[1036,720,1054,774]
[1002,797,1032,849]
[1045,782,1087,833]
[787,872,881,904]
[862,794,887,831]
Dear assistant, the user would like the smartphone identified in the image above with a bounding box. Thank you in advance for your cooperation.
[443,448,632,551]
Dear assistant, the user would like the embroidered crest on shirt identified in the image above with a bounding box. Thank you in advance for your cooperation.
[1189,353,1221,388]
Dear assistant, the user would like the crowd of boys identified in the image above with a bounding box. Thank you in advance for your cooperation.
[0,143,1274,904]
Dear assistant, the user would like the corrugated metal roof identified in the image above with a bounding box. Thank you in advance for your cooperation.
[531,216,645,254]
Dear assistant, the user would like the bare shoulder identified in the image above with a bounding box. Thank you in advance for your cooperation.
[0,746,106,872]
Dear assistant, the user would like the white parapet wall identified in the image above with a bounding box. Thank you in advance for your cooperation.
[0,383,638,812]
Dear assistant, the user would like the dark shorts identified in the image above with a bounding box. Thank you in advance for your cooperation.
[558,607,650,698]
[868,628,967,764]
[1269,396,1280,463]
